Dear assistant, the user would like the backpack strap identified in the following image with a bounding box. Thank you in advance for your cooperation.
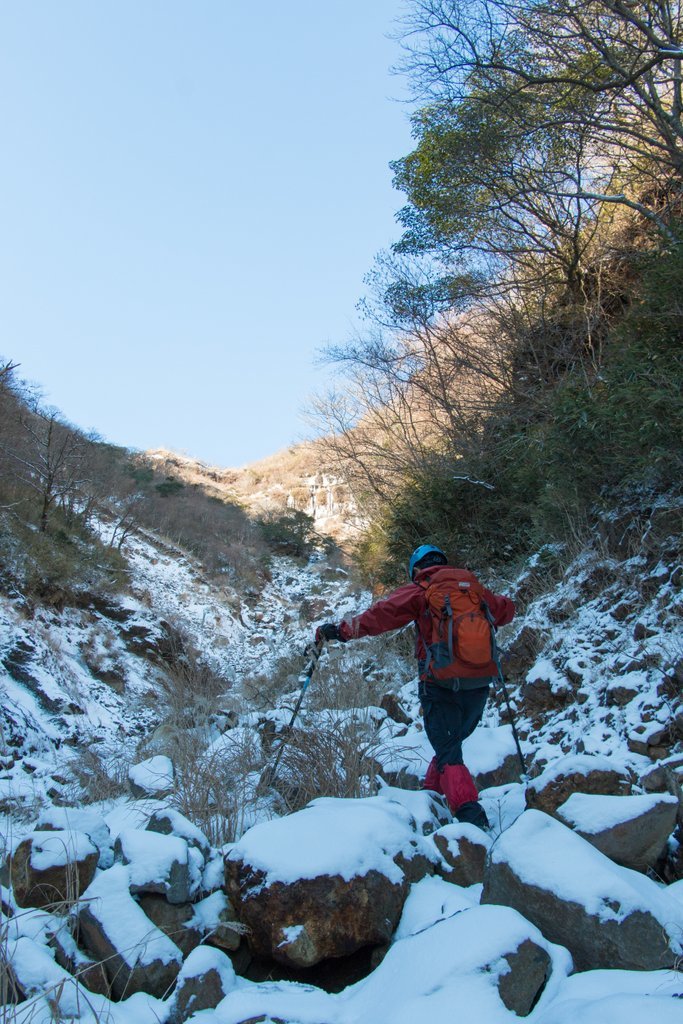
[444,593,454,662]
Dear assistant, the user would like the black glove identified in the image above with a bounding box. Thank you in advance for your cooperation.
[315,622,345,644]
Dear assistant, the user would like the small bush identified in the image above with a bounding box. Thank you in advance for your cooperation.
[257,508,316,557]
[241,649,306,711]
[69,741,130,802]
[155,477,185,498]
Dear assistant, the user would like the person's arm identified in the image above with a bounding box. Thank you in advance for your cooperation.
[338,583,423,641]
[483,588,515,627]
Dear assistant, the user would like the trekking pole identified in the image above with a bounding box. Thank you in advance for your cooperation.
[484,608,528,781]
[258,640,324,792]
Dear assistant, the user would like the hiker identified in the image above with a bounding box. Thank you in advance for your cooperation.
[315,544,515,828]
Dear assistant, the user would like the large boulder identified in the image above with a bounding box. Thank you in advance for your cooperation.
[212,904,570,1022]
[557,792,678,872]
[366,904,561,1018]
[114,828,192,904]
[4,936,87,1015]
[533,962,683,1023]
[225,790,441,969]
[77,864,183,999]
[525,755,631,816]
[10,830,99,909]
[482,809,683,971]
[136,894,203,957]
[48,926,110,996]
[394,876,481,941]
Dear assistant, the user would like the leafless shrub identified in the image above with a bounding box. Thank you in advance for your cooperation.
[307,634,414,712]
[240,650,306,712]
[169,726,264,846]
[274,711,384,813]
[68,743,129,804]
[155,629,232,729]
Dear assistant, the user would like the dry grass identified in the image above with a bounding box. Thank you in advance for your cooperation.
[240,649,309,712]
[67,742,129,804]
[272,712,385,813]
[169,725,263,846]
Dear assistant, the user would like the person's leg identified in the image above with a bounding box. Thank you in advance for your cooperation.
[420,686,464,769]
[445,686,490,827]
[460,686,489,742]
[422,756,443,793]
[419,687,450,793]
[421,684,490,825]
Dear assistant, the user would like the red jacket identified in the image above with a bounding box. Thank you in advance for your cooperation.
[340,565,515,681]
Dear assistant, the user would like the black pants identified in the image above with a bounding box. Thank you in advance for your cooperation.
[420,682,489,771]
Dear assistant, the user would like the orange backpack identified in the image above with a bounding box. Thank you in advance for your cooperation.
[418,567,493,681]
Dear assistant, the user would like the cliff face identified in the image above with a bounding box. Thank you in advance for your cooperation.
[285,472,359,539]
[145,446,360,541]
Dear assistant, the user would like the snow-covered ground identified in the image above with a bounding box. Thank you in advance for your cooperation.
[2,503,683,1022]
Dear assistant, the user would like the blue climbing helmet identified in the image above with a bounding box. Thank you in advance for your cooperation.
[409,544,447,580]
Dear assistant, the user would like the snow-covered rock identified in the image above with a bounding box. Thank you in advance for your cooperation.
[10,829,99,908]
[525,754,632,815]
[355,904,564,1020]
[145,807,211,858]
[136,893,203,957]
[4,935,85,1012]
[167,946,236,1024]
[114,827,191,904]
[225,790,442,968]
[207,903,571,1023]
[191,890,244,953]
[394,875,480,940]
[482,809,683,971]
[557,791,678,872]
[34,805,114,868]
[533,968,683,1023]
[48,923,111,996]
[77,864,183,999]
[128,755,175,798]
[432,821,492,886]
[464,724,524,789]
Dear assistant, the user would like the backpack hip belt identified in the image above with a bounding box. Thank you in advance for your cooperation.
[421,675,495,694]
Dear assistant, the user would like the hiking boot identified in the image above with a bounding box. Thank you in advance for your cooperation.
[455,800,490,830]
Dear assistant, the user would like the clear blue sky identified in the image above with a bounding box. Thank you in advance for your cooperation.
[0,1,414,466]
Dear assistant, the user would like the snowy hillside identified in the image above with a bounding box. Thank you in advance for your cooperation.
[0,519,363,824]
[2,496,683,1022]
